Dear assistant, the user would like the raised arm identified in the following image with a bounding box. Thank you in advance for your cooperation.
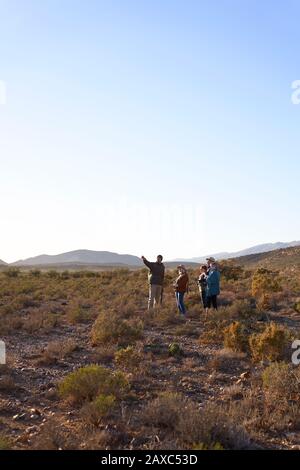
[141,256,152,269]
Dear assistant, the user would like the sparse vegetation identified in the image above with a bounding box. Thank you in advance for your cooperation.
[249,323,291,362]
[262,362,300,403]
[0,434,11,450]
[142,392,253,449]
[58,365,129,404]
[0,247,299,449]
[36,339,77,365]
[80,394,116,426]
[223,321,250,353]
[91,311,144,347]
[168,342,183,357]
[114,346,143,372]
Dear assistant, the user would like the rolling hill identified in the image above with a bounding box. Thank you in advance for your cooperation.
[175,241,300,263]
[4,240,300,268]
[232,244,300,270]
[11,250,143,267]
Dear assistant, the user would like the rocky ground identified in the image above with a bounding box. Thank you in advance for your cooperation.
[0,266,300,450]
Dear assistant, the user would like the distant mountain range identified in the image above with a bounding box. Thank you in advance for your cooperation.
[174,241,300,263]
[1,241,299,267]
[10,250,142,267]
[234,244,300,270]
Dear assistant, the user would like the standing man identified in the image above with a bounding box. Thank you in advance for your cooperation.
[141,255,165,309]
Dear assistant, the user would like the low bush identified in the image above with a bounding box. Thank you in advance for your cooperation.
[223,322,249,352]
[67,301,93,324]
[225,299,258,321]
[80,394,116,426]
[262,362,300,403]
[193,442,224,450]
[173,323,198,337]
[91,311,143,347]
[0,434,11,450]
[114,346,143,372]
[36,339,77,365]
[168,342,183,357]
[249,323,291,362]
[58,365,129,404]
[151,306,183,327]
[142,392,185,430]
[293,301,300,314]
[251,268,282,299]
[142,393,252,449]
[4,267,20,278]
[30,269,41,277]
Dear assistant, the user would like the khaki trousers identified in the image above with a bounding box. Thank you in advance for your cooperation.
[148,284,163,309]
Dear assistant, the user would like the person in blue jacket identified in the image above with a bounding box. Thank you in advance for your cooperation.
[206,260,220,312]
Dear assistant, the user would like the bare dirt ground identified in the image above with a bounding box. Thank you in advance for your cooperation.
[1,314,299,449]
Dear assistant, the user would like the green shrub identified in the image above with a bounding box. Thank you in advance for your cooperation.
[223,322,249,352]
[91,311,143,346]
[58,365,129,404]
[219,262,244,281]
[257,293,273,311]
[114,346,142,371]
[225,300,258,321]
[0,434,11,450]
[61,270,70,279]
[80,394,116,426]
[168,342,183,357]
[193,442,224,450]
[30,269,41,277]
[151,306,183,326]
[262,362,300,402]
[142,394,252,449]
[4,267,20,278]
[252,268,281,298]
[47,270,59,278]
[67,302,93,324]
[249,323,291,362]
[142,392,185,430]
[293,302,300,314]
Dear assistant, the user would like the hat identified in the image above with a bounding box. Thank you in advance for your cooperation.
[206,256,216,263]
[177,264,186,271]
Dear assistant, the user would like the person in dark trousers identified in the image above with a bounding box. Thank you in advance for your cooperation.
[198,265,208,309]
[141,255,165,309]
[173,265,189,317]
[205,261,221,312]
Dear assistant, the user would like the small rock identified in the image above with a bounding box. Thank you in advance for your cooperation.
[30,414,39,420]
[13,413,26,421]
[240,371,250,380]
[16,434,29,444]
[26,425,38,434]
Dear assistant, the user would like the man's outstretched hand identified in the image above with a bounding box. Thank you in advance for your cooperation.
[141,255,146,261]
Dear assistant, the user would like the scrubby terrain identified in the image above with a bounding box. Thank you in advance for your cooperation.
[0,247,300,450]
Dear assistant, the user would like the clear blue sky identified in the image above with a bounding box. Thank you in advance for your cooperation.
[0,0,299,262]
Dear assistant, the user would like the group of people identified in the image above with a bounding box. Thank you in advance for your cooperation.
[141,254,221,317]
